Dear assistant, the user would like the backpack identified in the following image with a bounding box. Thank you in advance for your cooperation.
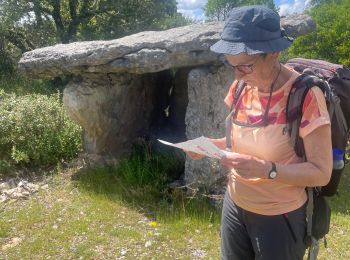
[285,58,350,259]
[285,58,349,196]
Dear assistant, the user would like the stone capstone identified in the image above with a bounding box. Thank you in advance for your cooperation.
[280,13,316,38]
[18,14,315,78]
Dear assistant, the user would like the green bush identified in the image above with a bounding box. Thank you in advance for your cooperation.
[0,74,63,96]
[0,90,82,169]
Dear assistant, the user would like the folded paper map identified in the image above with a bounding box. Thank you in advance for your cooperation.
[158,136,239,159]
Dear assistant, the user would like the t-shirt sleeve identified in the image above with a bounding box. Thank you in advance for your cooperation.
[224,80,239,108]
[299,87,331,138]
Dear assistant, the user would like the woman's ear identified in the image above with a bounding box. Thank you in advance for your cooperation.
[275,52,281,58]
[270,52,280,59]
[265,52,280,64]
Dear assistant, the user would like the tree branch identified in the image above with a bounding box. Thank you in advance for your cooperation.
[3,28,35,53]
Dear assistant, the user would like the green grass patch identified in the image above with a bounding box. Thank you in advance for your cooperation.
[316,167,350,259]
[74,148,219,225]
[1,157,349,259]
[0,147,222,259]
[0,169,221,259]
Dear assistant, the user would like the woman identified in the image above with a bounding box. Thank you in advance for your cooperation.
[187,5,332,260]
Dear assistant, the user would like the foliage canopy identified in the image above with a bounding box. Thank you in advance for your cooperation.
[204,0,277,21]
[288,0,350,66]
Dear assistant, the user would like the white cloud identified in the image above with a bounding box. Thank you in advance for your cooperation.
[177,0,207,11]
[177,0,313,20]
[177,0,207,20]
[279,0,311,16]
[178,8,205,20]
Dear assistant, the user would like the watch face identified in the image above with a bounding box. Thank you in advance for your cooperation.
[269,171,277,179]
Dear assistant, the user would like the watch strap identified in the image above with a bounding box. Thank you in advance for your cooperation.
[268,162,277,179]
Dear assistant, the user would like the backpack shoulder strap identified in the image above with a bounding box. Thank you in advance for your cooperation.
[230,80,246,112]
[226,80,245,150]
[286,74,330,158]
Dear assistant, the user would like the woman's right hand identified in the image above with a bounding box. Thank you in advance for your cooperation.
[184,150,205,160]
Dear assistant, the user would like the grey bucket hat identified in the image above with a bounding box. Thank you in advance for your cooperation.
[210,5,293,55]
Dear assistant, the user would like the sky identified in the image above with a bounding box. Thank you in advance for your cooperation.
[177,0,312,20]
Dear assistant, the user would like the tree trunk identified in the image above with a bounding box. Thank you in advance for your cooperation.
[67,0,79,42]
[33,0,44,27]
[50,0,68,43]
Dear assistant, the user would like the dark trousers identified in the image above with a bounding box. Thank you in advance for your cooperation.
[221,191,306,260]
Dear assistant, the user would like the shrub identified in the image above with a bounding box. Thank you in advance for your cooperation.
[0,74,63,96]
[0,90,82,169]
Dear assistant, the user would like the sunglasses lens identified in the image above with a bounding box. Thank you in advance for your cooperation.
[236,66,253,74]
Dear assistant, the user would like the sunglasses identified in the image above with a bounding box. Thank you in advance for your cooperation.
[223,56,260,74]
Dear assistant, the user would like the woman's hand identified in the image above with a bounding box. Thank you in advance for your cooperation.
[184,150,205,160]
[221,153,270,179]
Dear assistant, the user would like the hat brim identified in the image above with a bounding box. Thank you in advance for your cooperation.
[210,36,293,55]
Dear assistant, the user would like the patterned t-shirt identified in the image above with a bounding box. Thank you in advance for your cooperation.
[224,69,331,215]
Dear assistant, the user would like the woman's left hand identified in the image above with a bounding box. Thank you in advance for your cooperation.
[221,153,271,179]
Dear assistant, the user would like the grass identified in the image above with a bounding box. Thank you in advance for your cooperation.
[319,169,350,259]
[1,158,350,259]
[0,151,222,259]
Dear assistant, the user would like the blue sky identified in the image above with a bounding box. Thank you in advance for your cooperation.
[177,0,312,20]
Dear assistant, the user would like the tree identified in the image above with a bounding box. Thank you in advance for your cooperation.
[246,0,277,11]
[288,0,350,66]
[0,0,191,75]
[307,0,341,7]
[77,0,185,41]
[205,0,241,21]
[153,13,196,31]
[0,0,181,44]
[204,0,278,21]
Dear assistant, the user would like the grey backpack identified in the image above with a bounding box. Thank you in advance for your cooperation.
[285,58,350,259]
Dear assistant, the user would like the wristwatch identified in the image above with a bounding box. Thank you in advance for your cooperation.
[268,162,277,179]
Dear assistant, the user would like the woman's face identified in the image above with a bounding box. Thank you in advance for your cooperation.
[224,53,276,86]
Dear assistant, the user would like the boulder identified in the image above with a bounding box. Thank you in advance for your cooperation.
[185,65,232,191]
[63,72,160,156]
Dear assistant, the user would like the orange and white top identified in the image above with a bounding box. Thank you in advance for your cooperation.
[224,69,330,215]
